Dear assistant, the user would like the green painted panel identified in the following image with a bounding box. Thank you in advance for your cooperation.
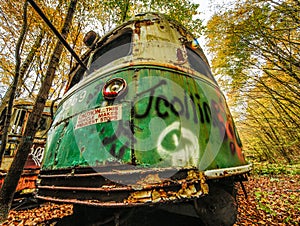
[130,68,245,170]
[54,120,83,168]
[42,123,65,169]
[42,66,246,171]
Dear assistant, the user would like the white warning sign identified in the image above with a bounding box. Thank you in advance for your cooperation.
[75,104,122,129]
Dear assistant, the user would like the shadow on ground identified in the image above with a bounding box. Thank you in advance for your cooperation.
[48,207,204,226]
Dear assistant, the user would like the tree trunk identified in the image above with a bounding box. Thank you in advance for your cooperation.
[0,28,45,164]
[0,28,45,115]
[0,0,78,222]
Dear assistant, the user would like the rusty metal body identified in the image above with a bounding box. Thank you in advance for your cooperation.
[37,12,251,220]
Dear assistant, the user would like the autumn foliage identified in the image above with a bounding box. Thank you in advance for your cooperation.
[206,0,300,164]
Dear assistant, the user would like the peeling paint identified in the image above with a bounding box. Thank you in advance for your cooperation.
[125,170,208,204]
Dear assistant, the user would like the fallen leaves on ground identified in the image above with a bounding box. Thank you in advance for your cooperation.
[235,174,300,225]
[1,202,72,226]
[1,174,299,225]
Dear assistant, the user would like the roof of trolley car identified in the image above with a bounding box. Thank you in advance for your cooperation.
[66,12,216,93]
[12,99,53,107]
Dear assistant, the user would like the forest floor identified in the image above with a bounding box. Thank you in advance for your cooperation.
[1,174,299,225]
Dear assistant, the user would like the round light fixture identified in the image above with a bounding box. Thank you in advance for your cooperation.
[102,78,127,99]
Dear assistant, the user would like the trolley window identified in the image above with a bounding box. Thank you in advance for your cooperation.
[11,109,27,134]
[186,47,215,81]
[87,31,132,75]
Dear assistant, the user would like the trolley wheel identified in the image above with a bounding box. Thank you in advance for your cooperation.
[194,185,237,226]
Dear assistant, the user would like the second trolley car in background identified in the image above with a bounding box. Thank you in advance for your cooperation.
[0,99,54,195]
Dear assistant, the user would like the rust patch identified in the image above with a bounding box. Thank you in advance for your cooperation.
[125,170,208,204]
[134,21,141,36]
[176,48,184,61]
[137,173,162,185]
[38,167,209,207]
[134,20,155,38]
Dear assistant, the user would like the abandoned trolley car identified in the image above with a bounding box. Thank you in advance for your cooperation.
[37,13,251,225]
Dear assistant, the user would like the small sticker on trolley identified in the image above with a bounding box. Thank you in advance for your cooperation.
[75,105,122,129]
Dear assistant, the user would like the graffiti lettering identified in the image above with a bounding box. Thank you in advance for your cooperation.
[97,79,237,166]
[30,145,45,166]
[134,80,166,118]
[188,95,198,123]
[134,79,211,124]
[203,102,211,123]
[211,99,226,139]
[156,95,169,118]
[101,120,135,159]
[170,96,184,116]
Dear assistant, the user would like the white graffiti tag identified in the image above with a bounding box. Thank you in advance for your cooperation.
[30,146,45,166]
[157,122,199,167]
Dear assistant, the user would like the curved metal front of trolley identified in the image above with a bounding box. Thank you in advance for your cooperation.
[37,13,251,206]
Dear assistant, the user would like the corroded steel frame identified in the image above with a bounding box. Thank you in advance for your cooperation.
[37,167,208,207]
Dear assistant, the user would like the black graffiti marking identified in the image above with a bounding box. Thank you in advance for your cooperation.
[108,143,117,158]
[101,120,136,159]
[203,102,211,124]
[102,133,118,146]
[130,106,136,165]
[133,79,214,125]
[135,95,155,118]
[170,96,184,116]
[119,142,129,160]
[134,80,167,118]
[107,141,129,160]
[100,127,105,134]
[230,142,236,155]
[219,122,227,141]
[156,95,170,118]
[194,94,204,123]
[228,122,234,137]
[211,100,220,127]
